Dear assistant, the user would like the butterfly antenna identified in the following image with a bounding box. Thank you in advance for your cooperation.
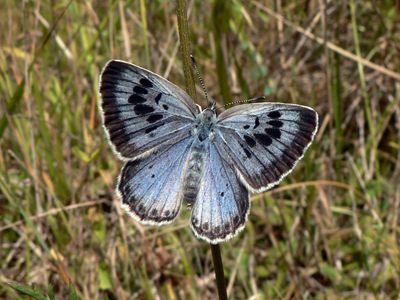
[215,96,267,111]
[190,55,215,109]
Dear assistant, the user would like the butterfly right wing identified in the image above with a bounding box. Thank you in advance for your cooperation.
[215,103,318,192]
[99,60,199,160]
[190,142,250,243]
[118,137,193,224]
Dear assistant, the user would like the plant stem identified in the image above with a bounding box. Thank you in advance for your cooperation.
[211,0,232,105]
[210,244,228,300]
[176,1,228,299]
[139,0,150,67]
[176,0,196,100]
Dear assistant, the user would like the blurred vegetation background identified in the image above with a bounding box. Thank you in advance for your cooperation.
[1,0,400,299]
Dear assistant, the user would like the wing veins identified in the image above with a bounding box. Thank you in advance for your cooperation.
[213,145,243,221]
[132,141,189,212]
[124,125,193,159]
[114,123,192,149]
[216,129,274,184]
[144,142,191,216]
[106,114,174,128]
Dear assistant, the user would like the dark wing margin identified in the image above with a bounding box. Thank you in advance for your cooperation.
[99,59,198,160]
[215,103,318,192]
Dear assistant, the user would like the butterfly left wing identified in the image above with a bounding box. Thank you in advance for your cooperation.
[99,60,199,160]
[190,142,250,243]
[214,103,318,192]
[118,137,193,224]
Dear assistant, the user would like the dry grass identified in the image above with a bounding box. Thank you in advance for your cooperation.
[1,0,400,299]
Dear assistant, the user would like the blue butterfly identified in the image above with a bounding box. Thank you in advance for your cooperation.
[99,60,318,244]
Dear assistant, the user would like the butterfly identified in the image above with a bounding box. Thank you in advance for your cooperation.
[99,59,318,244]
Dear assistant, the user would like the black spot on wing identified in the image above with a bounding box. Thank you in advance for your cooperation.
[268,120,283,128]
[254,133,272,146]
[254,117,260,129]
[163,104,169,110]
[134,104,155,115]
[155,93,162,105]
[133,86,148,94]
[137,204,145,215]
[244,135,256,147]
[268,111,281,119]
[146,114,164,123]
[128,94,146,104]
[214,226,220,234]
[243,125,250,129]
[202,222,209,231]
[265,128,281,139]
[239,142,252,158]
[145,123,165,134]
[243,148,251,158]
[140,78,153,88]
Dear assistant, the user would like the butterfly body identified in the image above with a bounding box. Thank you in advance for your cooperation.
[183,108,217,206]
[99,60,318,244]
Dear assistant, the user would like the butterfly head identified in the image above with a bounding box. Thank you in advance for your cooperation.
[201,106,217,122]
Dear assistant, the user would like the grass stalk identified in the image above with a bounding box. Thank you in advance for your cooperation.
[349,0,375,140]
[139,0,150,67]
[176,1,227,298]
[212,0,232,105]
[176,0,196,100]
[210,244,228,300]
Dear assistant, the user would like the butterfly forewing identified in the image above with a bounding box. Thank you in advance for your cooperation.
[190,142,249,244]
[99,60,198,159]
[215,103,318,191]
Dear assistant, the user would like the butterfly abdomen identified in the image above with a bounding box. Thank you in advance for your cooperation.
[183,142,206,207]
[183,108,217,207]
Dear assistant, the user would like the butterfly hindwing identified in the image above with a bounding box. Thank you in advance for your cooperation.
[118,137,193,224]
[190,142,250,243]
[99,60,199,159]
[215,103,318,191]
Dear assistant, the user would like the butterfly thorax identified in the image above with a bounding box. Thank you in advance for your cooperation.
[183,108,217,207]
[191,108,217,142]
